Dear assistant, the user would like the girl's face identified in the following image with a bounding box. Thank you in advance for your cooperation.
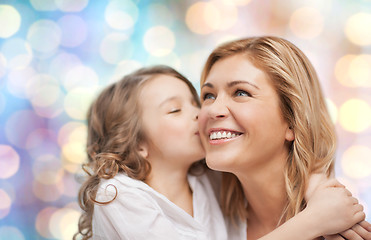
[139,75,204,168]
[198,54,294,174]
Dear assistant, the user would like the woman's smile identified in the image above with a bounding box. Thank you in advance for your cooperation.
[208,128,243,145]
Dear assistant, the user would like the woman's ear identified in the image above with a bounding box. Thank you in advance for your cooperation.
[138,142,148,159]
[285,126,295,141]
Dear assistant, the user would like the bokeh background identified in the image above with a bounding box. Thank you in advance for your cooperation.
[0,0,371,239]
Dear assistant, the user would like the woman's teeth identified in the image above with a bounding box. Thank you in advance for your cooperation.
[209,131,241,140]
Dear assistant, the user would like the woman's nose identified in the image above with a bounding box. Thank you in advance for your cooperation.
[207,97,229,119]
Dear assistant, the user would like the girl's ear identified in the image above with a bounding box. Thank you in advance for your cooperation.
[285,126,295,142]
[138,142,149,159]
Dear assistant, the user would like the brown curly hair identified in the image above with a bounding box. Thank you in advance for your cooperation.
[74,65,202,239]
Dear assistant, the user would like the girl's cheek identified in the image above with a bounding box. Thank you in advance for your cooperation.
[197,110,207,129]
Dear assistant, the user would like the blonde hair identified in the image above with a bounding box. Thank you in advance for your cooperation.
[201,36,336,224]
[74,65,202,239]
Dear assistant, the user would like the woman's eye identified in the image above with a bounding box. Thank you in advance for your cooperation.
[169,109,181,114]
[202,93,215,100]
[234,89,251,97]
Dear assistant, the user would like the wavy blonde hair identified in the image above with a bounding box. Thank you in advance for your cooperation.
[200,36,336,224]
[74,65,202,239]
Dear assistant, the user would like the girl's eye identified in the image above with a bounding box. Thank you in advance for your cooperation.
[202,93,215,100]
[234,89,251,97]
[169,109,181,114]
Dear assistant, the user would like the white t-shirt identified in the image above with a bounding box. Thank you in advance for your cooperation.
[92,171,229,240]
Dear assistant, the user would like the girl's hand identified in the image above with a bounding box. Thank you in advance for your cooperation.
[304,178,366,236]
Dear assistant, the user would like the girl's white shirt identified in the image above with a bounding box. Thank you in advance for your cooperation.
[92,171,233,240]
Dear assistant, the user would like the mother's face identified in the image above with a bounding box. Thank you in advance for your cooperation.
[198,54,294,175]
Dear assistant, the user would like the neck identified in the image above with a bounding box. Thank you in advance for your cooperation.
[236,158,287,237]
[145,159,194,216]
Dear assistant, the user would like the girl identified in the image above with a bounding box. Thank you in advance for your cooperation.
[198,36,371,239]
[75,65,367,240]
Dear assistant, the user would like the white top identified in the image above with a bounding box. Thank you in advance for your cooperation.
[92,171,229,240]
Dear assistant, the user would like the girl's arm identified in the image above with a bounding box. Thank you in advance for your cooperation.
[258,178,371,240]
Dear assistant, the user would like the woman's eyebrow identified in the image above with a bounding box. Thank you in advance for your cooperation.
[201,82,213,89]
[227,80,260,90]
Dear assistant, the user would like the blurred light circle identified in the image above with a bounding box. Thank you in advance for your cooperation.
[55,0,88,12]
[0,145,20,179]
[58,15,87,47]
[26,74,60,108]
[62,175,80,198]
[100,33,134,64]
[143,26,175,56]
[49,208,80,239]
[345,12,371,46]
[49,52,82,82]
[111,60,142,83]
[146,52,181,70]
[212,0,238,30]
[0,53,6,78]
[25,128,57,150]
[59,209,80,239]
[215,34,240,46]
[33,180,64,202]
[60,123,87,168]
[349,54,371,87]
[64,65,99,91]
[179,49,211,88]
[27,20,62,53]
[147,4,173,26]
[186,2,221,35]
[62,160,80,173]
[336,54,371,88]
[339,99,371,132]
[0,93,5,115]
[5,110,45,149]
[0,38,32,70]
[325,98,338,124]
[62,141,86,164]
[30,0,57,11]
[0,226,25,240]
[36,207,58,238]
[7,67,37,98]
[290,7,323,39]
[32,95,65,118]
[335,55,357,87]
[33,154,64,185]
[0,189,11,219]
[0,5,21,38]
[57,121,87,146]
[342,145,371,178]
[65,201,80,211]
[105,0,138,30]
[68,124,87,143]
[27,139,60,161]
[227,0,252,5]
[64,87,98,120]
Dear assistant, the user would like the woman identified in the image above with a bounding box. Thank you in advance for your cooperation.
[198,36,371,239]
